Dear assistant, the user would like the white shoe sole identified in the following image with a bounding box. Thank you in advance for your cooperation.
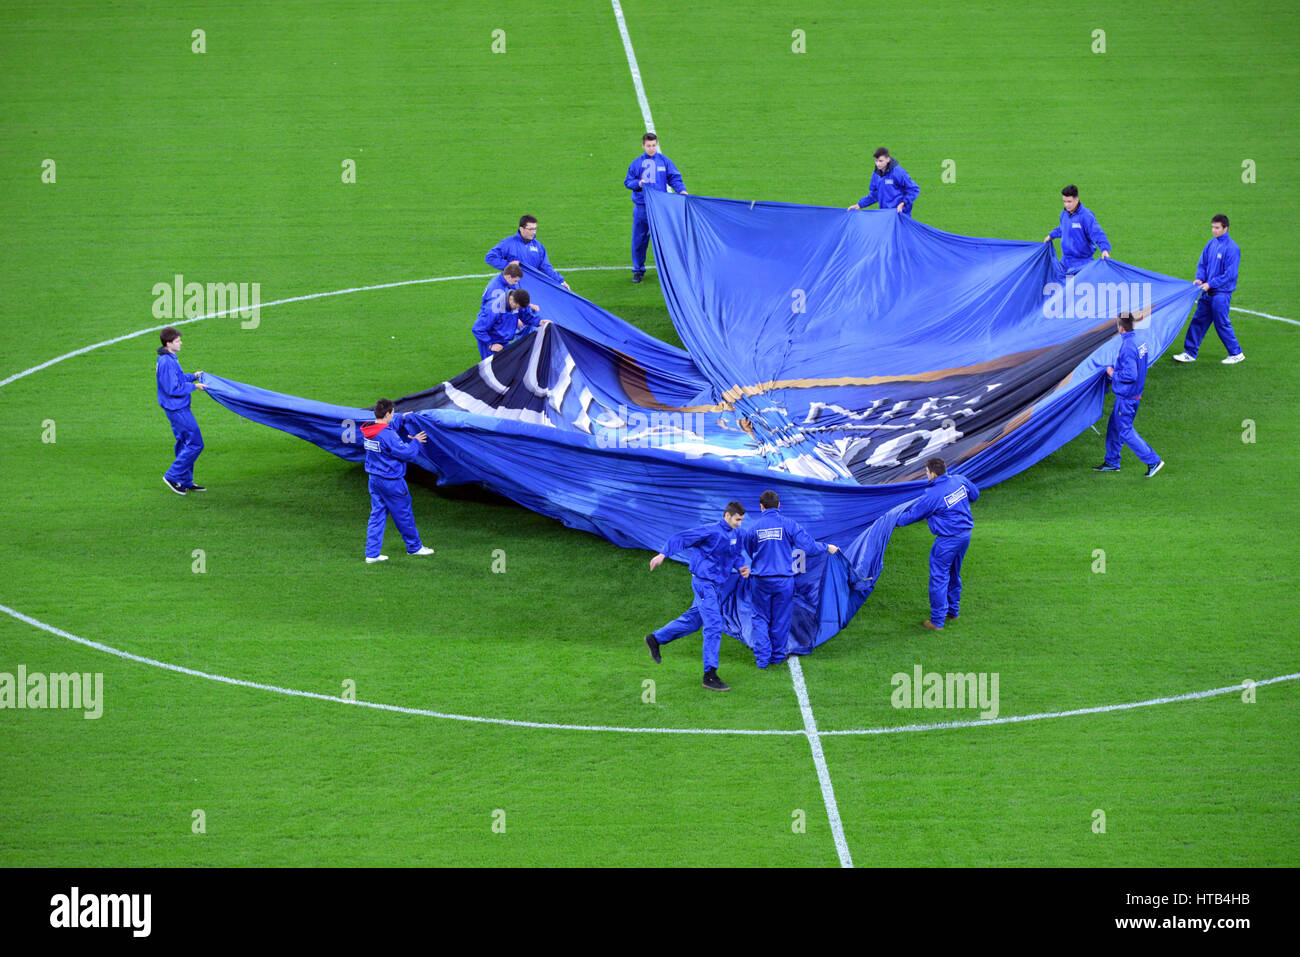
[1171,354,1195,363]
[364,556,389,563]
[1221,354,1245,364]
[1145,461,1165,478]
[409,548,436,556]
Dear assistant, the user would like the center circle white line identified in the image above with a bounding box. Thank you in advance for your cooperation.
[2,270,1296,737]
[3,602,1295,736]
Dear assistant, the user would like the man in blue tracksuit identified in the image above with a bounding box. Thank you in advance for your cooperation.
[1044,184,1111,273]
[1173,214,1244,365]
[156,326,207,495]
[484,215,570,290]
[473,261,523,357]
[1093,312,1164,477]
[897,457,979,631]
[624,132,687,283]
[473,287,544,357]
[847,147,919,215]
[644,502,748,691]
[359,399,436,563]
[741,490,840,668]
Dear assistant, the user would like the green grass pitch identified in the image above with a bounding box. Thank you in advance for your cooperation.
[1,0,1297,867]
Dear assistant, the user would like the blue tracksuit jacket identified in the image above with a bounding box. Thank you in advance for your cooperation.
[741,508,826,577]
[156,351,199,410]
[484,232,565,285]
[663,519,744,584]
[625,152,686,206]
[1050,204,1110,271]
[856,159,920,215]
[1111,331,1149,399]
[362,418,423,480]
[898,474,979,537]
[1196,233,1240,294]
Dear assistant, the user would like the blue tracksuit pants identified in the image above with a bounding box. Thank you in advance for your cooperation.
[163,407,204,486]
[1183,292,1241,358]
[631,205,650,273]
[928,534,970,628]
[366,474,423,557]
[750,575,794,667]
[653,576,723,671]
[1104,395,1160,468]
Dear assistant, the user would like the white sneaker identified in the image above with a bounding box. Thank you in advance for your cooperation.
[1221,352,1245,365]
[1171,352,1196,363]
[365,555,389,563]
[410,546,436,556]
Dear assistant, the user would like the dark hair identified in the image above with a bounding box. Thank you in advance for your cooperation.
[1212,213,1229,229]
[374,399,395,419]
[157,326,181,355]
[759,490,780,509]
[502,262,523,279]
[1061,184,1079,198]
[642,132,658,143]
[724,501,745,517]
[519,215,537,228]
[1117,312,1135,331]
[926,457,947,476]
[508,288,530,309]
[873,147,890,159]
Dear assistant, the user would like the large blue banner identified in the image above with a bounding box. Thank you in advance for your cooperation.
[202,192,1200,652]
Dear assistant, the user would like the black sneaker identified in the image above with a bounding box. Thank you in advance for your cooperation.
[1091,464,1120,472]
[632,271,645,284]
[163,477,187,495]
[184,484,207,492]
[645,634,661,664]
[703,669,730,692]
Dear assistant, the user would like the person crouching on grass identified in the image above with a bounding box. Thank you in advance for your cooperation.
[360,399,436,563]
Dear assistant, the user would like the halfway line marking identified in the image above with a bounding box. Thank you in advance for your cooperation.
[789,657,854,867]
[610,0,655,132]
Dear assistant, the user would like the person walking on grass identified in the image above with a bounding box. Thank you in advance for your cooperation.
[156,326,207,496]
[360,399,436,563]
[644,502,748,691]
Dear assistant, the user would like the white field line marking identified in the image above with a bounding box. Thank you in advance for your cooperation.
[610,0,655,132]
[605,0,851,863]
[1230,306,1300,327]
[821,672,1300,735]
[3,602,1295,738]
[789,657,853,867]
[0,264,655,390]
[0,602,797,737]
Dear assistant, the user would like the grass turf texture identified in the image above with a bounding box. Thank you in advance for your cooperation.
[1,0,1297,867]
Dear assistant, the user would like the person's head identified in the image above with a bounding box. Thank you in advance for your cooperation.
[507,288,530,312]
[159,326,182,354]
[1116,311,1135,334]
[502,261,523,285]
[1211,213,1229,237]
[925,457,947,481]
[518,215,538,240]
[759,490,780,511]
[642,132,659,156]
[873,147,891,172]
[374,398,395,423]
[723,501,746,528]
[1061,184,1080,213]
